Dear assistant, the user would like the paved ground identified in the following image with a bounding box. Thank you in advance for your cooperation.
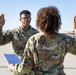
[0,43,76,75]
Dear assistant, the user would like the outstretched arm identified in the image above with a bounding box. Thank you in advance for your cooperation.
[8,40,34,74]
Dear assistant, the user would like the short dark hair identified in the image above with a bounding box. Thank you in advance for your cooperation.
[36,6,62,36]
[20,10,31,17]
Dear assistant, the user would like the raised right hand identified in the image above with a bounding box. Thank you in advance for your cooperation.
[0,14,5,28]
[73,15,76,30]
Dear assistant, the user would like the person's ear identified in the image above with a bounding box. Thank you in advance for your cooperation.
[30,18,32,21]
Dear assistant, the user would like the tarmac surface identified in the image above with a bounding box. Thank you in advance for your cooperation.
[0,42,76,75]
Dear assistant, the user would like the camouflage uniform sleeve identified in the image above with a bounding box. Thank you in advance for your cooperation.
[0,28,13,45]
[66,36,76,54]
[72,35,76,41]
[12,38,34,74]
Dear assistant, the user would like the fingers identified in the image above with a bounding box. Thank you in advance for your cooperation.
[0,14,5,28]
[8,64,14,72]
[0,14,4,19]
[74,15,76,22]
[73,15,76,30]
[1,14,4,19]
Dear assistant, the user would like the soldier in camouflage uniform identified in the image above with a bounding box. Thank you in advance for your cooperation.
[0,10,39,59]
[8,6,76,75]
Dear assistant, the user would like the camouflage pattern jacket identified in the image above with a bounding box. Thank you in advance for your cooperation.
[0,26,39,58]
[7,33,76,75]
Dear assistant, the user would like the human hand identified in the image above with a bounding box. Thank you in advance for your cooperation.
[73,15,76,30]
[8,64,14,72]
[0,14,5,28]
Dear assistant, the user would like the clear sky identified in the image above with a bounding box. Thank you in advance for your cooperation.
[0,0,76,32]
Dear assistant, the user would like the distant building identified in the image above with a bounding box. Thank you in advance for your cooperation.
[60,31,75,35]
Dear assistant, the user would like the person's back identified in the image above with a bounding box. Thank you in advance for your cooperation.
[26,32,75,75]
